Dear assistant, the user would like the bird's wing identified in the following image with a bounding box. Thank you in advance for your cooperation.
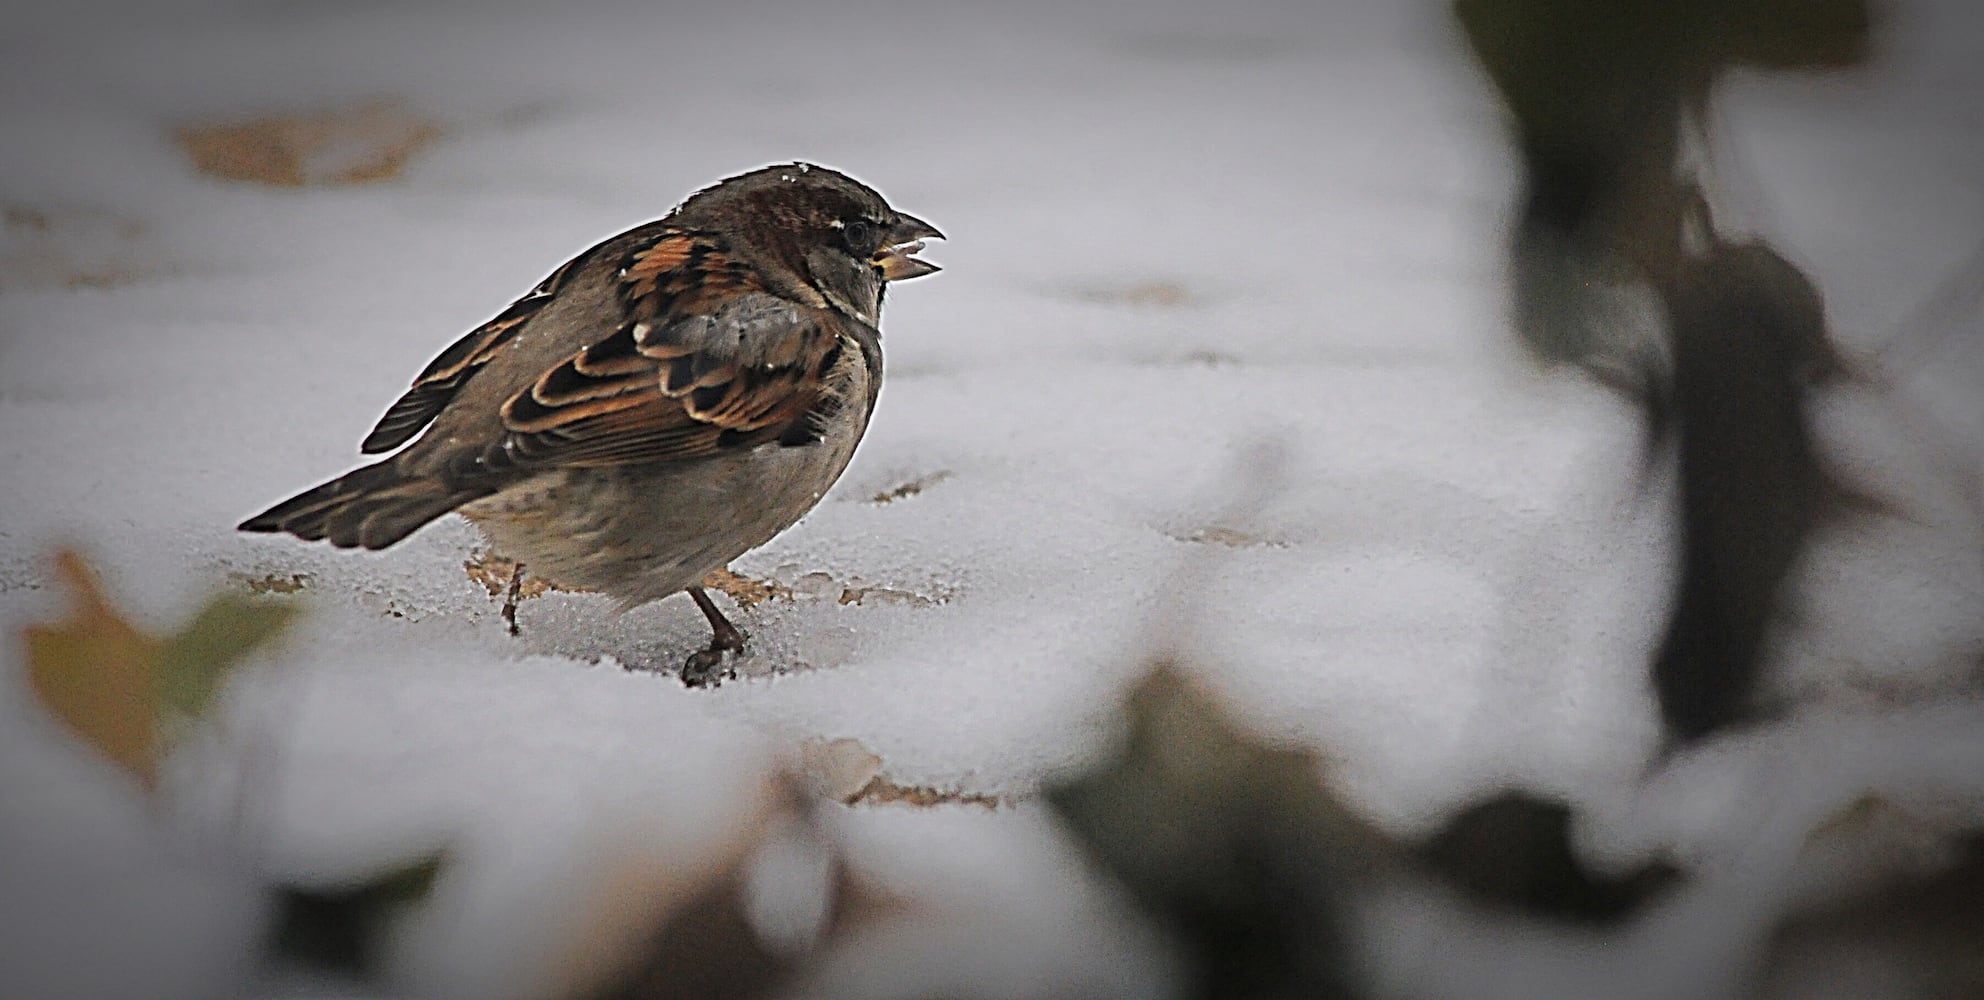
[359,254,586,454]
[441,231,864,481]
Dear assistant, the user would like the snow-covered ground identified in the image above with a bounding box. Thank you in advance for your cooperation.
[2,1,1981,997]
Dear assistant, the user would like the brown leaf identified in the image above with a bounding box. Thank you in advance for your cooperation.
[848,776,1005,811]
[545,778,802,1000]
[177,100,439,187]
[870,470,954,504]
[1067,279,1196,308]
[22,548,298,791]
[545,774,913,1000]
[464,551,563,599]
[237,571,310,595]
[700,567,791,609]
[23,549,164,788]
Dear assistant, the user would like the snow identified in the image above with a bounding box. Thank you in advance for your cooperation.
[3,1,1981,997]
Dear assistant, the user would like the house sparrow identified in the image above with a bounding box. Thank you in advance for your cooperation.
[241,163,941,683]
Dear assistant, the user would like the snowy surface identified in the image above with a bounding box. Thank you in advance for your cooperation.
[2,1,1981,998]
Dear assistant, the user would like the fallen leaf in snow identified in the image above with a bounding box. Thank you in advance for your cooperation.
[870,470,953,504]
[1067,279,1196,308]
[848,777,1005,811]
[701,567,792,609]
[177,100,439,187]
[464,551,562,599]
[236,571,311,595]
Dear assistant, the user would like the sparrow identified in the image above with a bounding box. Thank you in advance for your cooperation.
[241,163,942,683]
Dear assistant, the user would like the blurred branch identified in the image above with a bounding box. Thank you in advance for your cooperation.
[1649,241,1860,743]
[1455,0,1881,747]
[1455,0,1872,375]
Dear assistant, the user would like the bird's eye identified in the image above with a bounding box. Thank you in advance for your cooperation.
[841,219,880,256]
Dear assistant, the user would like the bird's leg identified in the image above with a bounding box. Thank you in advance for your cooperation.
[682,586,746,686]
[690,586,747,652]
[501,562,527,637]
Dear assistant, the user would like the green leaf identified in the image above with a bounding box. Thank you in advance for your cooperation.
[153,595,298,718]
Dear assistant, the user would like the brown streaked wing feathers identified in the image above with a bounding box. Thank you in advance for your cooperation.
[359,253,583,454]
[475,278,848,476]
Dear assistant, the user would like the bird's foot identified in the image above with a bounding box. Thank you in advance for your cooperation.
[681,645,740,687]
[681,586,748,687]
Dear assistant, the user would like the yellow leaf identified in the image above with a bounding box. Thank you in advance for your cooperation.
[20,549,299,792]
[23,549,164,789]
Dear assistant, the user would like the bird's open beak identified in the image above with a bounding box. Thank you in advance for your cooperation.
[872,213,944,281]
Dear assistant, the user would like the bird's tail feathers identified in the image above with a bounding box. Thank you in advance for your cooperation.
[239,459,486,550]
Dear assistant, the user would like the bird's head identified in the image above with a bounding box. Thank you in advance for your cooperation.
[673,162,942,326]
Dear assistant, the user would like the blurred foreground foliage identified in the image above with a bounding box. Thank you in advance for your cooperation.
[19,549,442,990]
[17,0,1977,992]
[1456,0,1894,746]
[1455,0,1872,372]
[1046,660,1684,999]
[16,549,907,999]
[1047,662,1388,999]
[25,547,296,789]
[547,779,907,1000]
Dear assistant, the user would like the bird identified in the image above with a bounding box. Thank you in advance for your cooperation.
[240,163,942,684]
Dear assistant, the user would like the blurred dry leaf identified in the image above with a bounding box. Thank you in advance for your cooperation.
[848,777,1004,810]
[237,571,310,595]
[870,470,953,504]
[22,548,296,789]
[1069,279,1196,308]
[1455,0,1870,372]
[1047,659,1396,999]
[547,776,807,1000]
[0,203,162,292]
[549,776,905,1000]
[24,549,164,787]
[1651,240,1850,745]
[177,100,439,187]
